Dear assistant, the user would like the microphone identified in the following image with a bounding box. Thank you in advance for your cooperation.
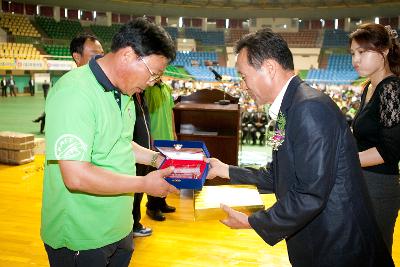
[209,67,230,105]
[209,67,222,81]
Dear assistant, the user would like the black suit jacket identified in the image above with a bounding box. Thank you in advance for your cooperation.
[229,76,393,267]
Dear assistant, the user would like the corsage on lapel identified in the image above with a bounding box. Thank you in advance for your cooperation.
[268,111,286,151]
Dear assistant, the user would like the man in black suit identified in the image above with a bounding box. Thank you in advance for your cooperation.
[28,76,35,96]
[207,28,394,267]
[1,76,7,97]
[8,75,16,97]
[42,80,50,100]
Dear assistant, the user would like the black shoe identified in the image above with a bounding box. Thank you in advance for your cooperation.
[160,204,176,213]
[32,119,39,123]
[146,209,166,221]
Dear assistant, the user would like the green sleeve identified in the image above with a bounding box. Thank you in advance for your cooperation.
[45,84,95,162]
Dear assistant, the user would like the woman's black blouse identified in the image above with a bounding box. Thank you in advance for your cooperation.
[352,75,400,175]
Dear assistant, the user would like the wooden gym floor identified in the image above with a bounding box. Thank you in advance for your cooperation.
[0,155,399,267]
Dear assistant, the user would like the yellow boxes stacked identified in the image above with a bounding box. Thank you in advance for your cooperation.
[0,131,35,165]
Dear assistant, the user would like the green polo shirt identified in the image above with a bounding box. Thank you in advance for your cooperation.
[41,60,136,251]
[144,83,175,140]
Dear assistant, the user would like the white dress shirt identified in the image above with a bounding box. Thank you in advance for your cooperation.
[268,75,296,120]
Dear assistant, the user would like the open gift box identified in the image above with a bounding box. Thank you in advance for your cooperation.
[154,140,210,190]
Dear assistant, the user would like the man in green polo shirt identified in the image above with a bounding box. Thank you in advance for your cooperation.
[41,18,178,267]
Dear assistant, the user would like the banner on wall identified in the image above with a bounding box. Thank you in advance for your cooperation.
[47,60,76,71]
[0,58,16,70]
[16,59,47,70]
[0,59,76,71]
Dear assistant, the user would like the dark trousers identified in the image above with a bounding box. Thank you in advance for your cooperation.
[43,87,49,99]
[363,170,400,254]
[29,86,35,96]
[9,85,16,96]
[44,231,134,267]
[1,86,7,97]
[133,193,143,230]
[146,195,167,210]
[34,112,46,133]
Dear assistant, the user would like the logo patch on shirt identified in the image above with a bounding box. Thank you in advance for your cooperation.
[55,134,87,160]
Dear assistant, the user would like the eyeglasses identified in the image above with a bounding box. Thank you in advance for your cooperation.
[139,56,162,83]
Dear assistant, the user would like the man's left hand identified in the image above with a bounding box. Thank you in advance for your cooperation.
[220,204,251,229]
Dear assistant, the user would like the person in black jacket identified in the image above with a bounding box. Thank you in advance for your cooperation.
[131,92,153,237]
[207,28,394,267]
[28,76,35,96]
[350,23,400,254]
[1,76,7,97]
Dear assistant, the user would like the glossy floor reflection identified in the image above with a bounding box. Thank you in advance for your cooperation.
[0,155,399,266]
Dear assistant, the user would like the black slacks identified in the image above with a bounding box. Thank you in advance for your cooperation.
[44,231,134,267]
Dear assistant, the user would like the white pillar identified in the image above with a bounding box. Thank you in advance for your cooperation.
[54,6,60,22]
[344,17,351,32]
[202,18,207,31]
[106,11,112,26]
[155,15,162,25]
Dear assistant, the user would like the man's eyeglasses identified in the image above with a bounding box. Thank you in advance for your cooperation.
[139,56,162,83]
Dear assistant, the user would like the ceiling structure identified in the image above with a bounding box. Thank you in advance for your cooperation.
[18,0,400,20]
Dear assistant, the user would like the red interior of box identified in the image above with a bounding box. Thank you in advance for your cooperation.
[160,159,207,179]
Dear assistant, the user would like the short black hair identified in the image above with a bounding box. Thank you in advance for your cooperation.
[70,33,99,57]
[111,18,176,62]
[235,28,294,71]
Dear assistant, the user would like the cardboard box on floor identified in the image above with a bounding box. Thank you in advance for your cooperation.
[0,132,35,165]
[0,131,34,150]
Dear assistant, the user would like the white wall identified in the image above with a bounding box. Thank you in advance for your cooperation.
[168,17,180,27]
[176,38,196,51]
[226,46,236,68]
[291,48,320,70]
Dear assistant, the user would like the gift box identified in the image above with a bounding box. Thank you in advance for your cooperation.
[0,131,34,150]
[154,140,209,190]
[0,132,35,165]
[194,185,265,221]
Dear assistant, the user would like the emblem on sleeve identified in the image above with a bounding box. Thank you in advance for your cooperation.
[55,134,88,160]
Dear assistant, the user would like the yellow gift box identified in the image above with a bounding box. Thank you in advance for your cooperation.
[194,185,265,221]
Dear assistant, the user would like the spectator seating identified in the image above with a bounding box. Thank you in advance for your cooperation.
[323,29,349,47]
[0,42,41,59]
[35,16,83,40]
[171,51,218,66]
[278,30,319,48]
[43,44,72,60]
[184,66,239,81]
[0,13,40,37]
[164,26,178,40]
[90,24,121,43]
[226,28,249,44]
[306,69,358,85]
[327,54,354,71]
[184,28,224,45]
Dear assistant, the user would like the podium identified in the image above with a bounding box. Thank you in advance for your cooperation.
[173,89,240,185]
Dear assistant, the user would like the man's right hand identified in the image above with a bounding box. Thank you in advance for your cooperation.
[142,167,180,197]
[206,158,230,180]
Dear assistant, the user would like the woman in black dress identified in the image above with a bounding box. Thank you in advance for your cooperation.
[350,23,400,254]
